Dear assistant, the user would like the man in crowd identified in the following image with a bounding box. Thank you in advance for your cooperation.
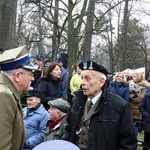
[44,99,70,141]
[57,57,69,97]
[23,89,49,149]
[65,61,137,150]
[0,45,37,150]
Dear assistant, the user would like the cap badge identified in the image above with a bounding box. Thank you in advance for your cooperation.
[83,62,88,69]
[89,62,93,69]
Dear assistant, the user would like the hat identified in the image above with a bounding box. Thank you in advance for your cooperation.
[36,55,43,60]
[25,89,44,99]
[79,61,108,75]
[33,140,80,150]
[57,57,65,63]
[0,45,37,71]
[48,99,70,113]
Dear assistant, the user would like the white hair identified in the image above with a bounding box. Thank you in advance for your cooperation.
[54,108,66,117]
[97,72,107,80]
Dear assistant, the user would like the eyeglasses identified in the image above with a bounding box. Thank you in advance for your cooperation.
[19,72,34,78]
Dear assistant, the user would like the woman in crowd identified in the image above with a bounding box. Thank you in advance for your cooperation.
[108,72,130,102]
[37,62,62,110]
[129,72,149,135]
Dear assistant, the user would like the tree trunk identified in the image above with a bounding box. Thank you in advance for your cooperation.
[0,0,17,50]
[82,0,96,61]
[122,0,129,70]
[52,0,59,61]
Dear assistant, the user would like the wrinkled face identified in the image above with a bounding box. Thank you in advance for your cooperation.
[26,96,40,109]
[50,65,61,79]
[48,107,60,121]
[81,70,105,99]
[115,73,124,83]
[13,68,34,92]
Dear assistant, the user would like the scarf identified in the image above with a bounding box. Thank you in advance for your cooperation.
[48,114,67,131]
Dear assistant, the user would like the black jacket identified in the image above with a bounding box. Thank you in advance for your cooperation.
[37,76,62,110]
[65,84,137,150]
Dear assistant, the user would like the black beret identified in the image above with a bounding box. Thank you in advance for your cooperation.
[25,89,44,99]
[79,61,108,75]
[48,99,70,113]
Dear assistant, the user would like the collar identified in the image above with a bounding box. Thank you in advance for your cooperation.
[0,73,20,100]
[91,91,102,105]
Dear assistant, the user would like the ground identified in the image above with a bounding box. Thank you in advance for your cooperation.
[138,131,144,150]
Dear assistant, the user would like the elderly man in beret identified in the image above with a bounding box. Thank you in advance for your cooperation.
[64,61,137,150]
[0,45,37,150]
[43,99,70,141]
[23,89,49,149]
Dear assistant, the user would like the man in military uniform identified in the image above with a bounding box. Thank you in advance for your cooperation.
[65,61,137,150]
[0,45,37,150]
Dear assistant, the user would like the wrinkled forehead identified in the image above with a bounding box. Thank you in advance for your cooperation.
[81,70,98,77]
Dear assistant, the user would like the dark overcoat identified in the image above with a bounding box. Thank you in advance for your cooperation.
[65,85,137,150]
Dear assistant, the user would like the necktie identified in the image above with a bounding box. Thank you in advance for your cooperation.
[87,100,93,113]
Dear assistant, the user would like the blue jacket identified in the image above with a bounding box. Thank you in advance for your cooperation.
[23,104,49,149]
[139,92,150,124]
[61,67,69,97]
[108,81,130,102]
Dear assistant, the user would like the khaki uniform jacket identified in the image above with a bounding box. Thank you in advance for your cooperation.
[0,73,25,150]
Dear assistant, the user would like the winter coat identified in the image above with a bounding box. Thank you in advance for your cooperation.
[23,104,49,149]
[70,73,82,95]
[139,92,150,124]
[37,76,62,110]
[61,66,69,91]
[0,73,25,150]
[65,84,137,150]
[44,116,67,141]
[108,81,130,102]
[129,81,149,120]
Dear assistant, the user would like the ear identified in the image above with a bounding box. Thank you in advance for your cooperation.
[99,78,105,88]
[13,72,21,83]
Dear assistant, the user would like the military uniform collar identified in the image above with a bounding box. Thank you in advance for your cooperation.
[0,72,20,100]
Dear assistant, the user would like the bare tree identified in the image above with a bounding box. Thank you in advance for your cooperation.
[0,0,18,49]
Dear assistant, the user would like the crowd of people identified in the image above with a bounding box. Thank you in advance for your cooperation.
[0,45,150,150]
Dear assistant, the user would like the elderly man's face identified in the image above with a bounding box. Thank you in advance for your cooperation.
[12,68,34,93]
[81,70,105,99]
[48,107,60,121]
[26,96,40,109]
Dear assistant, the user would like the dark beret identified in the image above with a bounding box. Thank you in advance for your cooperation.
[79,61,108,75]
[48,99,70,113]
[25,89,44,99]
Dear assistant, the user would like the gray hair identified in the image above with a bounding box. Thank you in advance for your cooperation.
[54,108,66,117]
[97,72,107,80]
[2,69,18,76]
